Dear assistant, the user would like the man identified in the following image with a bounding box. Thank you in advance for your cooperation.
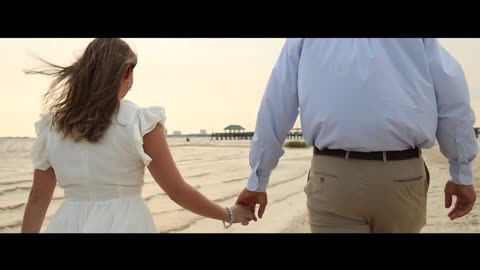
[236,38,478,233]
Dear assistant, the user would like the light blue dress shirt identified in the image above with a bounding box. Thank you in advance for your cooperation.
[247,38,478,192]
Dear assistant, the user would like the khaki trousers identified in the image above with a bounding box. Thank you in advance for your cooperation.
[304,154,428,233]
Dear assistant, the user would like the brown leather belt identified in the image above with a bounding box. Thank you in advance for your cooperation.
[314,147,421,161]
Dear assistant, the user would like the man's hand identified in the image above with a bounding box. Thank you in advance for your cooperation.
[235,188,268,221]
[444,181,476,220]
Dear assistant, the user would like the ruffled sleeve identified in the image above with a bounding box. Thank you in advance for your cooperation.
[30,114,52,171]
[132,106,166,166]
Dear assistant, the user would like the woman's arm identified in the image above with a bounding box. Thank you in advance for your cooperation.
[21,168,57,233]
[144,124,252,225]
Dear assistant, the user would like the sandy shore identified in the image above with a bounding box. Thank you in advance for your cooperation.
[160,143,480,233]
[1,138,479,233]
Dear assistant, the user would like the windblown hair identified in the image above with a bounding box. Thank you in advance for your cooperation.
[25,38,137,143]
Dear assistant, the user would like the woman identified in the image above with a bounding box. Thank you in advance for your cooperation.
[21,38,253,233]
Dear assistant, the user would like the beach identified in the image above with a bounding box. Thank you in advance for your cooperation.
[0,137,479,233]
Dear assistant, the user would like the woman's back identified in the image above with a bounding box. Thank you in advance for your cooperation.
[21,38,252,234]
[32,100,166,232]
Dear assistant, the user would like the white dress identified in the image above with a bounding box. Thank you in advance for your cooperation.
[30,100,166,233]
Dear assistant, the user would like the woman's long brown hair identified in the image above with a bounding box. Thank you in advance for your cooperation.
[25,38,137,143]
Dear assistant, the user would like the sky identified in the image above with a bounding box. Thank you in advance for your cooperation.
[1,38,479,137]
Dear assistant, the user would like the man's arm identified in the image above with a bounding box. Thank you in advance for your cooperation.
[424,38,478,220]
[246,38,305,192]
[424,38,478,185]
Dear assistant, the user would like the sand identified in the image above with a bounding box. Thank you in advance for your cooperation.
[1,138,479,233]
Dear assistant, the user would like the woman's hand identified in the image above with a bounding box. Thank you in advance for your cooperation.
[231,204,254,226]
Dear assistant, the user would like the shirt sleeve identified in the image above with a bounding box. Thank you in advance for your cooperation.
[31,113,53,171]
[132,106,167,166]
[424,38,478,185]
[246,38,304,192]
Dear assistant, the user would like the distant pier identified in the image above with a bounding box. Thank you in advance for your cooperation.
[211,126,479,140]
[211,132,254,140]
[211,125,302,141]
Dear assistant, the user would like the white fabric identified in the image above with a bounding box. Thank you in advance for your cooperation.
[30,100,166,233]
[31,113,53,171]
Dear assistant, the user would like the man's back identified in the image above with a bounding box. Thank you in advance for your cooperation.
[245,38,476,190]
[297,38,439,152]
[239,39,477,230]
